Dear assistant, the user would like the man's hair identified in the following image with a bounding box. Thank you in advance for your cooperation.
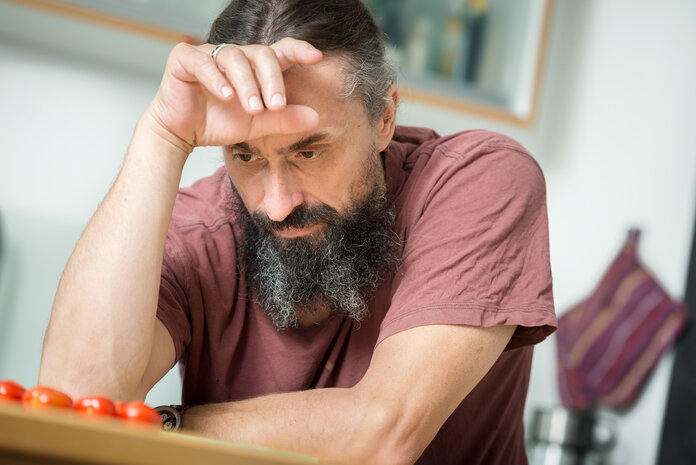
[208,0,396,121]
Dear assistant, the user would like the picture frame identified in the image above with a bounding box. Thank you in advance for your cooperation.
[366,0,555,124]
[3,0,554,125]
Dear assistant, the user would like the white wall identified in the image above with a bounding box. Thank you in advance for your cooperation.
[0,1,221,406]
[1,0,695,463]
[401,1,696,463]
[399,1,696,463]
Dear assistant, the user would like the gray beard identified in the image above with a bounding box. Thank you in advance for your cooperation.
[232,179,401,330]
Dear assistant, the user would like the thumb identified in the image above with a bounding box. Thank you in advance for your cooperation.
[246,105,320,140]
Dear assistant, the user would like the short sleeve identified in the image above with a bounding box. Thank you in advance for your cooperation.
[380,137,557,351]
[156,228,193,361]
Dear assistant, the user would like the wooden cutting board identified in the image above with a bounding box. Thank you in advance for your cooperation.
[0,402,318,465]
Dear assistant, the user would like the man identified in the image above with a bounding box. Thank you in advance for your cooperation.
[39,1,556,464]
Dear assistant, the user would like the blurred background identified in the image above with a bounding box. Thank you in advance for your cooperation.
[1,0,695,464]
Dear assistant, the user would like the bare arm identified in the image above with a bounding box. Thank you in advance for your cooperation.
[39,117,188,400]
[39,40,323,400]
[183,324,517,465]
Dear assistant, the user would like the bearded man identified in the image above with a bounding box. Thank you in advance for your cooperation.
[39,1,557,464]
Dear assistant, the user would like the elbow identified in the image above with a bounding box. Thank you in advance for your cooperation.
[353,403,431,465]
[38,346,142,401]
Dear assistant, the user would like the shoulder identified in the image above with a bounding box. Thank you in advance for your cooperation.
[165,167,241,269]
[390,127,547,217]
[384,129,556,349]
[170,167,239,235]
[416,127,541,174]
[391,126,530,156]
[436,129,545,184]
[390,126,545,183]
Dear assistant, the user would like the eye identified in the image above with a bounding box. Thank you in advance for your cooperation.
[297,150,321,160]
[233,151,259,163]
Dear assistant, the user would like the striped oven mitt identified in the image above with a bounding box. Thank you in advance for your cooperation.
[556,229,688,411]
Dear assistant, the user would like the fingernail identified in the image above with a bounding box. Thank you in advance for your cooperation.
[249,95,262,110]
[271,93,285,107]
[221,86,233,98]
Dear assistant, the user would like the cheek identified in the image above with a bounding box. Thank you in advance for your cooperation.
[226,166,263,212]
[349,152,384,198]
[324,163,380,213]
[305,166,353,211]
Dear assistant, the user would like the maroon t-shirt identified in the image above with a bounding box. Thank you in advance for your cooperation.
[157,126,557,465]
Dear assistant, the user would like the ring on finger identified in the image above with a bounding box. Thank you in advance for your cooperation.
[211,43,236,66]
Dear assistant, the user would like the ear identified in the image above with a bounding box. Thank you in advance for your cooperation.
[375,84,399,152]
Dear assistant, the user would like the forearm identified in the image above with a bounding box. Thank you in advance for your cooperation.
[39,113,190,399]
[182,325,517,465]
[183,387,407,465]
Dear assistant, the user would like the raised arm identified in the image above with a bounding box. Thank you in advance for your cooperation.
[38,39,323,400]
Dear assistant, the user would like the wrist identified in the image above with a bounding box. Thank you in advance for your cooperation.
[178,404,216,435]
[135,109,195,163]
[156,404,187,432]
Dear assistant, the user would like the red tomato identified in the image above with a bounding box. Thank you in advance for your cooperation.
[119,401,162,426]
[22,386,73,410]
[74,396,117,417]
[114,400,127,417]
[0,380,26,402]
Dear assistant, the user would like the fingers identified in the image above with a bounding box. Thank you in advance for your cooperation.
[167,43,234,102]
[215,45,267,113]
[212,39,323,114]
[270,38,324,71]
[217,44,285,113]
[247,45,287,110]
[168,39,323,116]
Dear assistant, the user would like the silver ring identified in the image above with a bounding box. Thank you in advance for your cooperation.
[211,43,235,64]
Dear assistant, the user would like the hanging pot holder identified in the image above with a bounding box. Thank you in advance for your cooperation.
[556,229,688,411]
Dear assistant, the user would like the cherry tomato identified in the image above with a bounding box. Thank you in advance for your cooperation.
[0,380,26,402]
[119,401,162,426]
[114,400,127,417]
[74,396,117,417]
[22,386,73,410]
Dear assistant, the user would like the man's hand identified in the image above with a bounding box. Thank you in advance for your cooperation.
[145,38,323,153]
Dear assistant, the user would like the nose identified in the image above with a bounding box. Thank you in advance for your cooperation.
[260,163,304,222]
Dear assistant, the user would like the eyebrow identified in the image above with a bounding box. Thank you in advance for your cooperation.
[231,132,331,155]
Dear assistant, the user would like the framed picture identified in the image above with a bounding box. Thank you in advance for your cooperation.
[365,0,555,124]
[5,0,553,124]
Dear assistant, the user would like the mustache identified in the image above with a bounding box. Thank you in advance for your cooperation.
[251,203,341,231]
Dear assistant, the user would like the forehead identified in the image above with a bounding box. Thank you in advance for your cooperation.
[283,57,367,129]
[240,57,371,151]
